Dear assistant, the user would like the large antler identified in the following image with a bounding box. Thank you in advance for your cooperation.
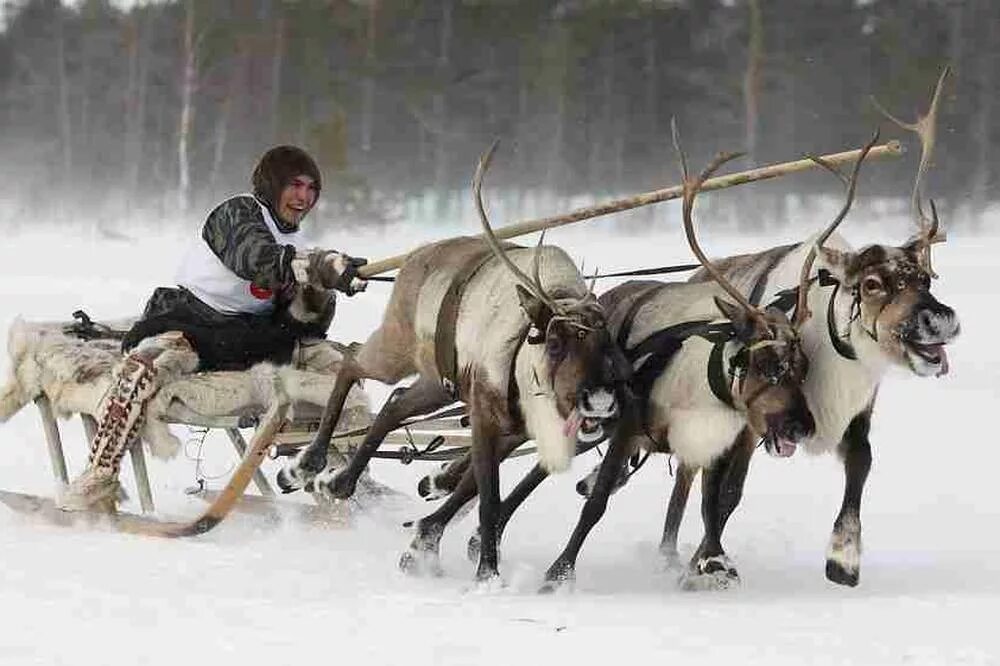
[871,66,949,277]
[473,140,561,313]
[793,130,881,325]
[671,120,770,330]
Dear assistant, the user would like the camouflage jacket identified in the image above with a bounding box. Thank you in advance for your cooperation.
[201,194,298,292]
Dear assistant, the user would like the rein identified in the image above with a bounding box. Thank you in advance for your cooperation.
[367,262,702,284]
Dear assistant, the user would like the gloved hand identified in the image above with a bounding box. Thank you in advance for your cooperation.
[336,256,369,296]
[294,250,368,296]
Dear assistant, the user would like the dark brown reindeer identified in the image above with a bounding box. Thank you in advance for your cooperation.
[277,141,631,583]
[407,132,822,589]
[658,69,960,588]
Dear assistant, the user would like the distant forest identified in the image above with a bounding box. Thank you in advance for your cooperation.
[0,0,996,231]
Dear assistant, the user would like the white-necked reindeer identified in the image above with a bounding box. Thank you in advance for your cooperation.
[276,141,631,583]
[407,132,825,589]
[657,69,961,588]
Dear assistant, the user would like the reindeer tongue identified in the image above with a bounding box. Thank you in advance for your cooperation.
[937,346,950,377]
[563,408,583,440]
[774,438,797,457]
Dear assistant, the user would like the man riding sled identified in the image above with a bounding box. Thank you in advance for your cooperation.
[60,145,368,511]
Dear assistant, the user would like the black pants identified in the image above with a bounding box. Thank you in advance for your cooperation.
[121,287,327,372]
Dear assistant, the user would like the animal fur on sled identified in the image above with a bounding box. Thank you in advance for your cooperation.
[0,317,372,459]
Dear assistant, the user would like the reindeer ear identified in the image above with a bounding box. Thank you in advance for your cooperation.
[713,296,755,341]
[816,244,855,284]
[516,285,553,331]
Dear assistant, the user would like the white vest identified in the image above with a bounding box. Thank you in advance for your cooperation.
[175,195,311,314]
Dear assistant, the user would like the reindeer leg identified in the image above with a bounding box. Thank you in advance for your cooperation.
[682,428,755,590]
[400,433,527,576]
[468,391,506,584]
[315,376,452,500]
[467,459,545,563]
[417,456,470,500]
[276,365,360,493]
[826,410,872,587]
[541,421,635,592]
[400,468,478,577]
[659,462,696,567]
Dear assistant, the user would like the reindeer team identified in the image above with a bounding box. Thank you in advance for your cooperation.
[273,69,961,591]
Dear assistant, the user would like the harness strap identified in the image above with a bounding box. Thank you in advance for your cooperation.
[707,337,737,408]
[434,245,515,388]
[828,280,859,360]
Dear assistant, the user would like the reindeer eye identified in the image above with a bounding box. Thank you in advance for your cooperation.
[576,329,588,340]
[862,277,884,294]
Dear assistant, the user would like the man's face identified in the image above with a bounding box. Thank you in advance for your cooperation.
[276,175,318,227]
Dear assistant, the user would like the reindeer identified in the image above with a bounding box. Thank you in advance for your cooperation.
[653,69,961,588]
[406,130,826,589]
[275,141,630,582]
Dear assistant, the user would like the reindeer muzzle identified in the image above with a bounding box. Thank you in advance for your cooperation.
[763,400,815,458]
[565,386,620,445]
[900,296,959,378]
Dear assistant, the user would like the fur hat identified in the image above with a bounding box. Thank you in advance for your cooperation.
[251,145,322,208]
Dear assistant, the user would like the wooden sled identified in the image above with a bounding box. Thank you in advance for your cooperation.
[1,382,489,538]
[0,400,289,536]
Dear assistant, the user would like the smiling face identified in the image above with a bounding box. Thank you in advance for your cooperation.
[276,175,319,228]
[820,243,960,377]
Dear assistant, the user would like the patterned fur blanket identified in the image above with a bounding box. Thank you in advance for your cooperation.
[0,317,372,460]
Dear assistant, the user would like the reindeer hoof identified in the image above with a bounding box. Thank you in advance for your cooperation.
[679,555,740,591]
[417,466,453,500]
[825,559,859,587]
[275,467,303,494]
[277,448,328,494]
[315,468,357,500]
[399,548,443,578]
[472,574,506,594]
[540,561,576,593]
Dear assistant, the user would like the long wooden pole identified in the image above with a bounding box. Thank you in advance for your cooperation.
[359,140,903,278]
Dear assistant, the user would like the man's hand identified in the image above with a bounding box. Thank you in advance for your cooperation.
[294,250,368,296]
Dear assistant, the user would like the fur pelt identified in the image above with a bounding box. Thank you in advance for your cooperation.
[0,318,371,459]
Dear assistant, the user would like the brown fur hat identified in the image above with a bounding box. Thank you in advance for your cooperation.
[251,145,322,208]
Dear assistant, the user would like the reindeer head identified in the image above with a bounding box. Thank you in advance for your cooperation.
[676,122,815,457]
[713,298,812,456]
[815,68,960,378]
[474,142,631,447]
[817,241,957,377]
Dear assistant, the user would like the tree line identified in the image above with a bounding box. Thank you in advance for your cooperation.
[0,0,996,233]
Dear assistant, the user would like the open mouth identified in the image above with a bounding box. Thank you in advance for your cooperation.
[563,408,611,445]
[904,340,950,377]
[763,432,797,458]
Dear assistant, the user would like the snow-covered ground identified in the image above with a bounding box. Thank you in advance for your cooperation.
[1,207,997,666]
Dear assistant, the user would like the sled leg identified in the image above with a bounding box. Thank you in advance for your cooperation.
[128,440,155,514]
[36,396,68,486]
[225,428,275,497]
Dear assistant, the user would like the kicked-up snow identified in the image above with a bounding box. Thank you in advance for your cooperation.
[0,210,997,666]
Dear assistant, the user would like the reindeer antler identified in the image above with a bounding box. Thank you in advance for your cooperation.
[671,120,768,329]
[473,140,562,313]
[871,66,950,278]
[793,130,881,325]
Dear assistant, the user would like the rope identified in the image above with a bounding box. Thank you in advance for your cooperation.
[182,426,235,493]
[363,262,701,284]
